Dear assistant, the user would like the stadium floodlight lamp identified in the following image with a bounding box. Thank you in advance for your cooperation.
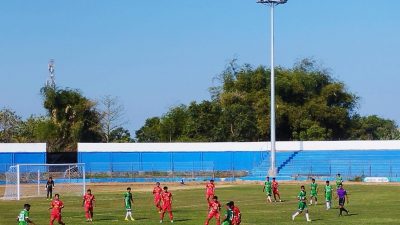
[257,0,287,177]
[257,0,288,5]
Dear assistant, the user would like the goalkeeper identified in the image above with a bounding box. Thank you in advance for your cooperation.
[46,176,55,200]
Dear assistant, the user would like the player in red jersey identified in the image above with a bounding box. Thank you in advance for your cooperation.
[205,195,221,225]
[272,178,282,202]
[153,182,163,213]
[49,194,65,225]
[160,186,174,223]
[206,179,216,204]
[82,189,95,222]
[230,201,241,225]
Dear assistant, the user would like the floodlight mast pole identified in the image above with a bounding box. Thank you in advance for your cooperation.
[257,0,287,177]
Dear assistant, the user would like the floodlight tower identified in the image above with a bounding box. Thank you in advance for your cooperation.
[257,0,287,177]
[46,59,56,89]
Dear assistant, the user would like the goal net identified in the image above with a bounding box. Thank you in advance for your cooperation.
[2,163,85,200]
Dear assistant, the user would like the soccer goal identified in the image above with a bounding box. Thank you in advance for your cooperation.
[2,163,86,200]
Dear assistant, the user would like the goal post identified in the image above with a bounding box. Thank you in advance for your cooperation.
[3,163,85,200]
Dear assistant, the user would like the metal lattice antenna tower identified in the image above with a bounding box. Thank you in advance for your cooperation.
[46,59,56,89]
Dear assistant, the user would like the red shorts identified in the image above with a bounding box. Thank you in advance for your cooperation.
[85,206,93,211]
[162,203,172,211]
[273,189,279,194]
[51,213,62,222]
[206,193,214,199]
[233,218,241,225]
[207,211,220,219]
[154,195,161,204]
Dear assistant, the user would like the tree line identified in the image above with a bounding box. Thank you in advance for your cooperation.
[1,59,398,150]
[135,59,399,142]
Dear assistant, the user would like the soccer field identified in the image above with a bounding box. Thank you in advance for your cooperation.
[1,182,399,225]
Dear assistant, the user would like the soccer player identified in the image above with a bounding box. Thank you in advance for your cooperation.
[160,186,174,223]
[309,178,318,205]
[82,189,95,222]
[291,186,311,222]
[16,203,36,225]
[153,182,163,213]
[124,187,134,221]
[230,201,241,225]
[272,178,282,202]
[336,184,349,216]
[46,176,55,200]
[324,180,333,210]
[336,173,343,188]
[221,202,233,225]
[262,176,273,203]
[206,179,216,204]
[49,194,65,225]
[205,195,221,225]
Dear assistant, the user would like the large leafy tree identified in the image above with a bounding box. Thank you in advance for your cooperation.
[41,87,103,151]
[136,59,399,142]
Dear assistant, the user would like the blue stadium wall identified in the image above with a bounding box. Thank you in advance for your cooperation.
[78,142,269,173]
[78,151,266,172]
[0,143,46,172]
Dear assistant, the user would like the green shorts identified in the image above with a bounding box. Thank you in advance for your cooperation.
[298,201,307,211]
[221,221,231,225]
[310,191,317,197]
[266,190,272,196]
[325,195,332,201]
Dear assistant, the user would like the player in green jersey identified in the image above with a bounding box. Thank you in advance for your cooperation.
[124,187,134,221]
[262,176,273,203]
[16,204,35,225]
[336,173,343,188]
[221,202,234,225]
[292,186,311,222]
[309,178,318,205]
[324,180,333,210]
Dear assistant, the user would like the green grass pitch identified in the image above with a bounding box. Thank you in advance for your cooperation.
[1,182,399,225]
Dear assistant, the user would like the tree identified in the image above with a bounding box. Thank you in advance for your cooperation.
[98,95,127,143]
[109,127,133,143]
[350,115,400,140]
[136,58,399,142]
[0,108,22,142]
[41,86,103,152]
[135,117,162,142]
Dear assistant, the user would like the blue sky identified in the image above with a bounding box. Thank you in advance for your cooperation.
[1,0,399,133]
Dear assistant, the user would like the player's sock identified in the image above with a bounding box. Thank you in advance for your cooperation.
[309,199,312,205]
[292,212,299,220]
[339,208,343,216]
[306,213,311,221]
[125,211,129,220]
[343,208,348,214]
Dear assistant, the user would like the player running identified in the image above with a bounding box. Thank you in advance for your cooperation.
[336,184,349,216]
[309,178,318,205]
[160,186,174,223]
[230,201,241,225]
[291,186,311,222]
[17,204,36,225]
[206,179,216,204]
[205,195,221,225]
[153,182,163,213]
[262,176,273,203]
[82,189,95,222]
[221,202,233,225]
[272,178,282,202]
[324,180,333,210]
[49,194,65,225]
[124,187,135,221]
[336,173,343,188]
